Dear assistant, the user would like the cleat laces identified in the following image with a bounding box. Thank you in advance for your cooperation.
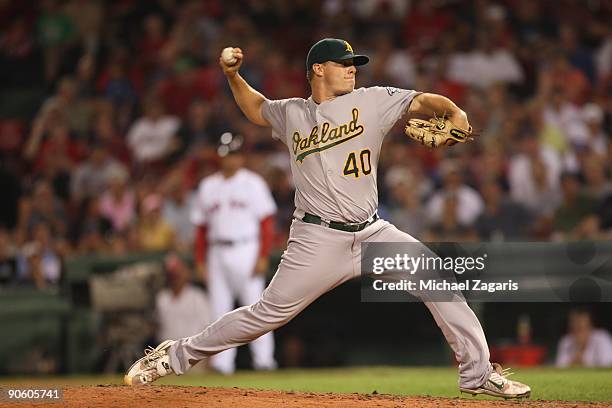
[143,346,165,367]
[489,363,514,386]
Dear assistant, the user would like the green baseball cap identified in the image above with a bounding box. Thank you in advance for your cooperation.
[306,38,369,71]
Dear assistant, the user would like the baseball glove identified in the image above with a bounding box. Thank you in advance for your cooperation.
[405,116,474,148]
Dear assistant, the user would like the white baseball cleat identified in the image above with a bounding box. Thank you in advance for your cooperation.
[124,340,175,385]
[460,363,531,399]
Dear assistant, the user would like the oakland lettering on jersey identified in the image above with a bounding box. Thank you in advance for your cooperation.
[292,108,364,162]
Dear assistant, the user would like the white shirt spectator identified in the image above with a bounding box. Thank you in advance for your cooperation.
[127,116,180,162]
[447,48,523,88]
[556,329,612,368]
[426,185,484,226]
[155,285,212,341]
[509,147,562,216]
[543,103,586,145]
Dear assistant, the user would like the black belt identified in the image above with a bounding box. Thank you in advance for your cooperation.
[210,238,254,246]
[301,212,379,233]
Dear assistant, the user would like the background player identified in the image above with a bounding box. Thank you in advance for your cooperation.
[191,133,277,374]
[125,38,531,399]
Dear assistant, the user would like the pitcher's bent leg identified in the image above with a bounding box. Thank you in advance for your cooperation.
[360,220,492,388]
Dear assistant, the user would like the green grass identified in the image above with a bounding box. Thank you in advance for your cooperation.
[1,366,611,402]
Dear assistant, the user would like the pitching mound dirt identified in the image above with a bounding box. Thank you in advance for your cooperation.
[5,386,611,407]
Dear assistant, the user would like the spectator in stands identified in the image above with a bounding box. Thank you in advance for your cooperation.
[559,24,596,84]
[73,197,112,254]
[96,50,137,128]
[91,112,130,164]
[36,76,77,121]
[155,252,211,342]
[74,54,96,99]
[472,143,510,190]
[537,85,584,155]
[563,103,608,173]
[16,180,67,243]
[137,14,168,77]
[107,223,141,256]
[162,179,195,252]
[582,153,612,201]
[424,193,478,242]
[63,0,103,55]
[540,53,591,106]
[385,162,434,202]
[17,221,65,289]
[158,57,220,119]
[508,2,556,47]
[447,31,524,89]
[403,1,452,54]
[71,142,123,204]
[509,132,561,219]
[426,160,484,227]
[552,172,598,240]
[138,193,175,252]
[24,118,84,188]
[386,168,428,238]
[98,165,135,233]
[127,96,180,165]
[368,32,416,89]
[176,99,215,153]
[556,308,612,367]
[480,85,513,149]
[475,178,532,241]
[35,123,83,200]
[37,76,93,137]
[36,0,77,83]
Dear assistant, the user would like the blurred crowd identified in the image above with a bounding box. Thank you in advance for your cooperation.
[0,0,611,289]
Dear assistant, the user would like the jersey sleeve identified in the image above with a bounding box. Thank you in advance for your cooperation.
[251,176,277,219]
[369,86,421,135]
[261,99,289,143]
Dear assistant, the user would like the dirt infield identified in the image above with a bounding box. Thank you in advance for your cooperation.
[6,386,611,408]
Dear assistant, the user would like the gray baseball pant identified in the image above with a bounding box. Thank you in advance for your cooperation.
[168,218,492,388]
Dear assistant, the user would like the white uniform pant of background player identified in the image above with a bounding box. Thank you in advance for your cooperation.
[207,241,276,374]
[171,219,491,388]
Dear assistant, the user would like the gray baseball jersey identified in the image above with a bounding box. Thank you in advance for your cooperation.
[262,86,420,223]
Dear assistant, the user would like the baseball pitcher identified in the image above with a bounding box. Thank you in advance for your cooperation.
[125,38,531,399]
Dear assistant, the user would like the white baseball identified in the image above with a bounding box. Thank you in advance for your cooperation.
[221,47,237,66]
